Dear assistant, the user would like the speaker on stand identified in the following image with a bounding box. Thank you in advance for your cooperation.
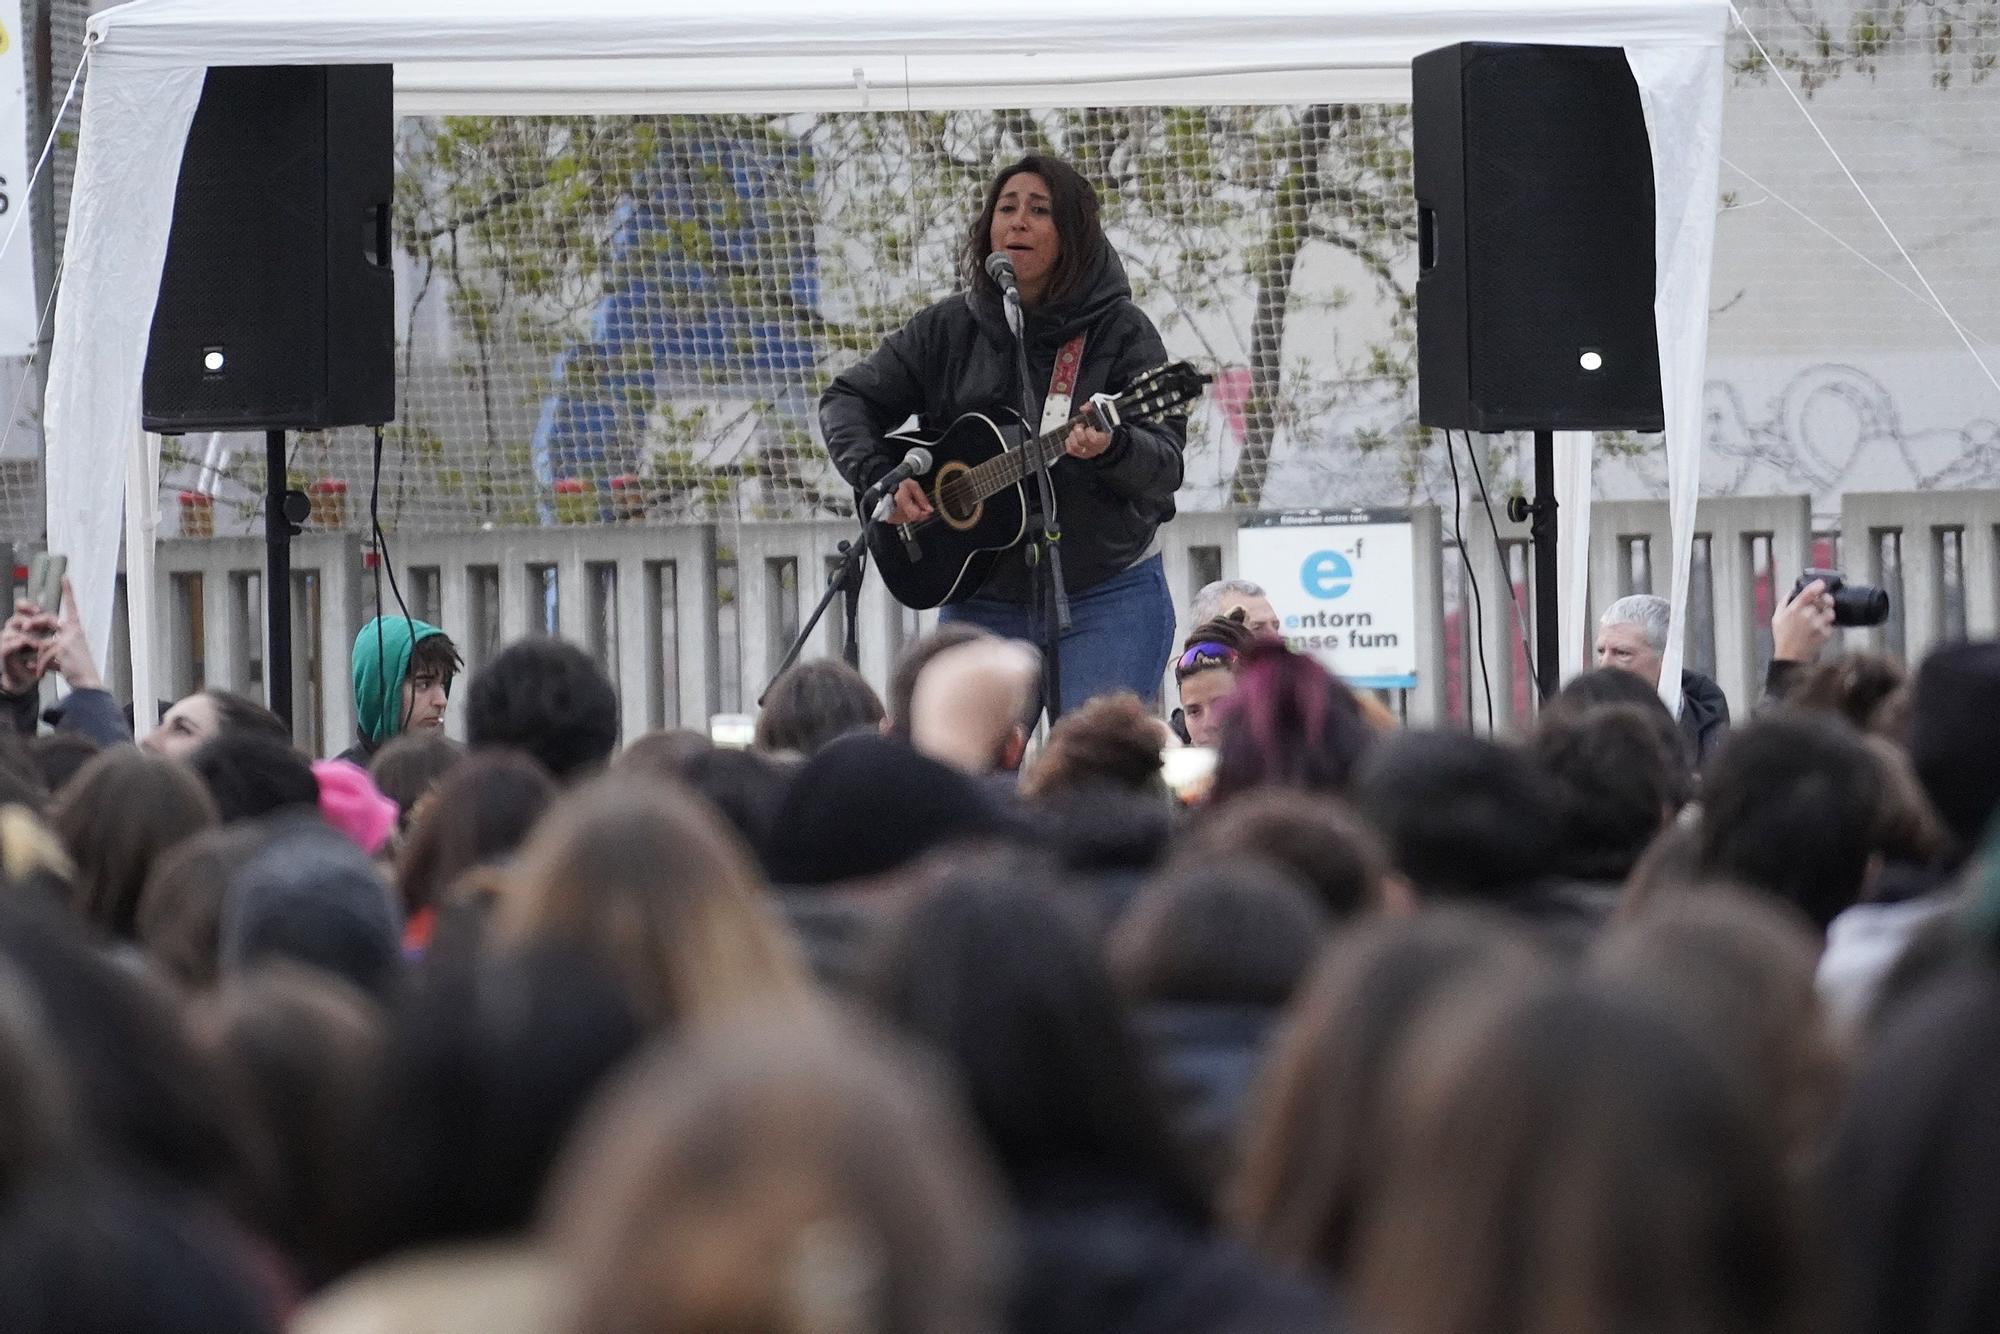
[142,64,396,735]
[1413,42,1665,700]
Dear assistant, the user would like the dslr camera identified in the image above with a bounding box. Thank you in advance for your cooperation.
[1791,568,1890,628]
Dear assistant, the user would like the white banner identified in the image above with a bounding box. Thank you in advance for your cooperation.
[0,12,33,356]
[1237,509,1420,689]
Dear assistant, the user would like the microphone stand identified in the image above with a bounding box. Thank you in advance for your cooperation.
[1006,286,1070,723]
[759,513,869,705]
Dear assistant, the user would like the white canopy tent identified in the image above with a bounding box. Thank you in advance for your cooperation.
[49,0,1728,732]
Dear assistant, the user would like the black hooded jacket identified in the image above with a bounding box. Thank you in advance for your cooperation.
[818,246,1185,600]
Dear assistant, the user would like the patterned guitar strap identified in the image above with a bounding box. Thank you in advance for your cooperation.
[1038,335,1088,435]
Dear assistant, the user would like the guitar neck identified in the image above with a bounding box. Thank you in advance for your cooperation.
[959,413,1093,507]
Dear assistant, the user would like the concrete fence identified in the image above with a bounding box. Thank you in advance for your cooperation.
[62,489,2000,751]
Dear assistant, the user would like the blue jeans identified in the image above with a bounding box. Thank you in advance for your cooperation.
[942,554,1175,719]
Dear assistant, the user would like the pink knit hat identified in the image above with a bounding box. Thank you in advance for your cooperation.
[312,759,400,856]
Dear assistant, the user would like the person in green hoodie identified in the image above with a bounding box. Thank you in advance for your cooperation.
[340,616,464,765]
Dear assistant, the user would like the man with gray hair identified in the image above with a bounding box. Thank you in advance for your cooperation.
[1594,593,1731,765]
[1189,578,1280,639]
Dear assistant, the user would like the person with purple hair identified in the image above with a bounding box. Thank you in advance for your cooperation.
[1210,642,1377,806]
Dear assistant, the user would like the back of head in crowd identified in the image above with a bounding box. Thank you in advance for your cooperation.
[867,870,1203,1222]
[188,732,320,824]
[1211,642,1375,805]
[1178,787,1395,919]
[1828,952,2000,1334]
[911,637,1040,776]
[1547,666,1694,795]
[367,729,466,835]
[492,776,810,1027]
[1108,858,1327,1009]
[342,944,644,1267]
[1021,691,1166,801]
[395,749,557,931]
[1233,912,1546,1282]
[1532,701,1681,887]
[1791,651,1908,735]
[548,1018,1008,1334]
[1696,712,1883,931]
[884,623,991,739]
[49,746,217,939]
[137,823,279,991]
[1108,859,1329,1189]
[755,657,885,757]
[1905,639,2000,868]
[27,732,99,796]
[1595,887,1842,1173]
[222,812,403,999]
[186,964,384,1287]
[465,636,620,783]
[1353,974,1809,1334]
[763,732,1003,888]
[1353,730,1560,910]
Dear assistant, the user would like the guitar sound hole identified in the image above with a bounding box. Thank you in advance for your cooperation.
[934,461,981,529]
[941,489,979,525]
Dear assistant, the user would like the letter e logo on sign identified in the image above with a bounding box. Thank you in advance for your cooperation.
[1301,550,1353,600]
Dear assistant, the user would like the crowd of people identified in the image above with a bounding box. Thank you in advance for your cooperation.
[0,552,1993,1334]
[0,146,1989,1332]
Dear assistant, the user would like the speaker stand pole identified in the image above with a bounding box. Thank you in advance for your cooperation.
[1527,428,1561,703]
[264,429,296,736]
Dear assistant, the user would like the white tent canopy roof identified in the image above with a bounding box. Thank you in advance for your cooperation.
[54,0,1729,732]
[90,0,1729,109]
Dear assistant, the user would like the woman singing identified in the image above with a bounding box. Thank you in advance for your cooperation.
[819,154,1185,717]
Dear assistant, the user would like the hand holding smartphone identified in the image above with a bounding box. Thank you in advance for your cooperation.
[24,553,65,620]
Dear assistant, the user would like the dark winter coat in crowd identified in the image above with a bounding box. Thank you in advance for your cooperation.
[1010,1171,1344,1334]
[819,244,1185,602]
[1678,668,1731,768]
[1131,1002,1280,1189]
[3,683,131,746]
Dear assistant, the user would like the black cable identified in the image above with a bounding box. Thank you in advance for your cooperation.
[1441,429,1493,733]
[1461,430,1543,693]
[369,425,415,732]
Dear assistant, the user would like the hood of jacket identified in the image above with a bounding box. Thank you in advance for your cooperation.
[352,615,446,746]
[966,241,1134,356]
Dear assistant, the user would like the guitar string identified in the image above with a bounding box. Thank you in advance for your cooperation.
[912,375,1187,523]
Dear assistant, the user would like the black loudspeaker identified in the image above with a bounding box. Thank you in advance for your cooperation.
[1413,43,1663,433]
[143,65,395,433]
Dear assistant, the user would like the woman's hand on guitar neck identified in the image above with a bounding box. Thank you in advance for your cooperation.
[884,478,935,526]
[1063,421,1113,460]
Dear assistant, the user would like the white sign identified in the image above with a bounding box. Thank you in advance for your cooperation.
[1236,509,1419,689]
[0,15,34,357]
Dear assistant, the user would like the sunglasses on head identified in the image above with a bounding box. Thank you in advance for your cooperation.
[1175,641,1238,672]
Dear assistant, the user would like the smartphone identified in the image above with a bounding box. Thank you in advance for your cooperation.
[24,552,64,614]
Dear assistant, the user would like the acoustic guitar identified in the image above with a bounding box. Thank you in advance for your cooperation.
[864,361,1211,610]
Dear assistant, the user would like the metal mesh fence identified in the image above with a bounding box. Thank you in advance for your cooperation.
[1,0,1996,550]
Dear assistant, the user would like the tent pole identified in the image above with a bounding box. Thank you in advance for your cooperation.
[265,429,296,734]
[1529,428,1560,702]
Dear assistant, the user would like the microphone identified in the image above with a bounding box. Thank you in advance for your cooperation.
[867,445,933,523]
[984,251,1020,301]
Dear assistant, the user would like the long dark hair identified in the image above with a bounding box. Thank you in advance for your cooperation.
[962,154,1105,306]
[868,869,1206,1222]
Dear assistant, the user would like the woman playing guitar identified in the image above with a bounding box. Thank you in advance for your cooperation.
[818,154,1187,719]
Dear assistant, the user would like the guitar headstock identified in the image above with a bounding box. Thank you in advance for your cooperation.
[1114,362,1214,424]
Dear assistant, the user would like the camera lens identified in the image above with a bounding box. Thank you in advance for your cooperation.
[1832,584,1891,628]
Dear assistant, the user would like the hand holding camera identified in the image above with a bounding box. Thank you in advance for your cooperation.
[1774,568,1890,665]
